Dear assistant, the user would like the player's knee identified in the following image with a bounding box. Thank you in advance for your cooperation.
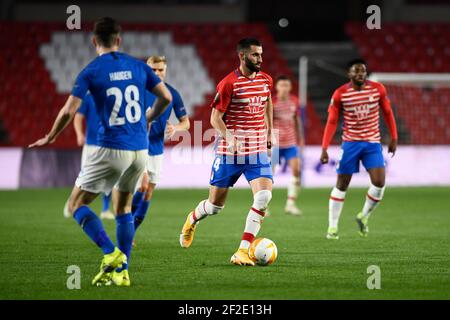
[253,190,272,211]
[205,200,224,216]
[336,178,351,191]
[371,179,385,188]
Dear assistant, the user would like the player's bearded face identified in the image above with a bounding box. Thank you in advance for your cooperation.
[244,47,262,72]
[245,55,261,72]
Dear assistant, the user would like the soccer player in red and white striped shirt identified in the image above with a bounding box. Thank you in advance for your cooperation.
[179,38,274,266]
[272,75,305,216]
[320,59,398,239]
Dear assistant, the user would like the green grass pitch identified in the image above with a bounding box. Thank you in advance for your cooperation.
[0,187,449,299]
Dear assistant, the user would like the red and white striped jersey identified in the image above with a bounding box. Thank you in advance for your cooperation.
[273,94,300,148]
[211,68,273,156]
[329,80,389,143]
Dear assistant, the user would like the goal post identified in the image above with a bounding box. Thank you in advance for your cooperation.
[369,73,450,86]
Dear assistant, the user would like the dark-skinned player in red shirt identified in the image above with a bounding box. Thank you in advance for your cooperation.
[320,59,398,240]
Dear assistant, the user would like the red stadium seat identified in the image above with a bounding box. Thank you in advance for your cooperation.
[346,22,450,144]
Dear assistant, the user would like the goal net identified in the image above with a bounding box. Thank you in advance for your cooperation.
[369,73,450,145]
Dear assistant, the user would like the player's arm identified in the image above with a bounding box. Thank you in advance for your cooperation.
[379,84,398,157]
[165,89,190,138]
[166,116,190,138]
[210,78,238,152]
[210,108,228,138]
[294,109,305,148]
[146,82,172,123]
[265,94,274,149]
[73,113,85,147]
[174,116,190,131]
[210,108,238,153]
[320,91,341,164]
[29,95,82,148]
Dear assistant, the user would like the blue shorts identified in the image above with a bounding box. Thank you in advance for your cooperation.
[337,141,385,174]
[210,153,273,188]
[272,146,299,165]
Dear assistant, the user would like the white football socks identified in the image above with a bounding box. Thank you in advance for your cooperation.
[240,190,272,250]
[240,208,265,249]
[329,187,346,229]
[362,184,385,219]
[287,176,300,206]
[190,200,223,224]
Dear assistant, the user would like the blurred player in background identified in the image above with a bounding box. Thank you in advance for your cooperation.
[179,38,274,266]
[271,75,304,216]
[29,17,172,286]
[131,55,190,234]
[320,59,397,240]
[62,93,114,220]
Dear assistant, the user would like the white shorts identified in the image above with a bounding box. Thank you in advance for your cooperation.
[75,146,147,194]
[146,154,163,184]
[81,144,98,168]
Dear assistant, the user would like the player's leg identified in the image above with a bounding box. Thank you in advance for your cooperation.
[231,177,272,266]
[285,147,302,215]
[100,193,114,220]
[180,155,239,248]
[193,185,228,223]
[179,185,228,248]
[327,174,352,239]
[68,186,115,253]
[231,153,273,266]
[68,185,126,286]
[131,171,148,213]
[64,144,89,218]
[327,142,360,239]
[63,198,71,218]
[243,177,273,248]
[133,182,155,231]
[133,154,162,231]
[110,150,148,286]
[74,147,137,286]
[69,146,123,257]
[356,143,386,236]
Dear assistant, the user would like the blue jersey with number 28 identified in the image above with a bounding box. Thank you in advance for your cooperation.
[71,51,161,151]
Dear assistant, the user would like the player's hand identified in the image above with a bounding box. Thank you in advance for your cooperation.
[320,149,329,164]
[76,134,85,147]
[388,139,397,157]
[298,136,305,149]
[28,134,55,148]
[227,136,241,154]
[267,130,273,150]
[165,121,176,139]
[298,137,305,151]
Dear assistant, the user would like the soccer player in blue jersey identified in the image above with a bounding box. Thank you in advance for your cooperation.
[131,55,190,233]
[62,93,114,220]
[29,17,172,286]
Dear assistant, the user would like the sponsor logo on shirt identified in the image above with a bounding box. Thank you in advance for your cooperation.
[248,96,262,108]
